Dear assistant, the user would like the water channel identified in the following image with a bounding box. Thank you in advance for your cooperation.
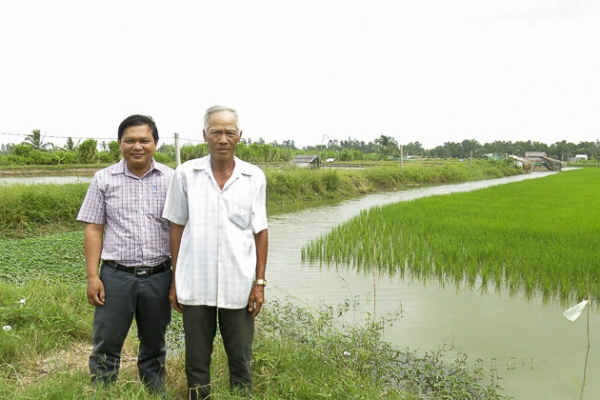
[5,170,595,399]
[267,170,597,400]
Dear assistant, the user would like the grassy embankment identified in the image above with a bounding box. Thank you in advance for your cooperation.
[0,161,517,399]
[0,159,520,239]
[303,168,600,307]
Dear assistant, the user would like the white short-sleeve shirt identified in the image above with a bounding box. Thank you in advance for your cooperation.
[162,155,268,309]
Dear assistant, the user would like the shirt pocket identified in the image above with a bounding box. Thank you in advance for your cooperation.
[225,198,251,229]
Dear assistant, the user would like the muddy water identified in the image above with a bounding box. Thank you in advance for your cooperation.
[267,170,598,400]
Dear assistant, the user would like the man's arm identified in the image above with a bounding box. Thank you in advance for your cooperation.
[169,223,185,313]
[84,223,105,306]
[249,229,268,317]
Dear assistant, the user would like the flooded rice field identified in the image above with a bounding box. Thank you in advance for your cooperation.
[267,170,597,400]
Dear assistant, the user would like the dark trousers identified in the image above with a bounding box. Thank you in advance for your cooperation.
[182,305,254,399]
[89,264,172,390]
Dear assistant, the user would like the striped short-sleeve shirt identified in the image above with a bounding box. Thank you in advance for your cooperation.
[77,159,174,266]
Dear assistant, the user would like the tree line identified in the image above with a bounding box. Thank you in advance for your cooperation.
[310,136,600,162]
[1,130,599,166]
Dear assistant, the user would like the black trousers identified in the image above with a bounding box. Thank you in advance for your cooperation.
[89,264,172,390]
[182,305,254,399]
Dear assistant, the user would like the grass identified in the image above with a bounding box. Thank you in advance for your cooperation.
[266,160,521,205]
[0,283,91,369]
[0,281,506,399]
[0,183,89,238]
[0,232,84,285]
[302,168,600,307]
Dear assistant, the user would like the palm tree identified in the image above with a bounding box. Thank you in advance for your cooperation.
[64,137,78,151]
[24,129,49,151]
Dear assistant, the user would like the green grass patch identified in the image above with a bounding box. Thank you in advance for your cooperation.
[302,168,600,306]
[0,232,85,285]
[0,183,89,239]
[0,282,91,366]
[266,160,521,205]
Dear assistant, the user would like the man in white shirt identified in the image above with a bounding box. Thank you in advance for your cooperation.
[162,105,268,400]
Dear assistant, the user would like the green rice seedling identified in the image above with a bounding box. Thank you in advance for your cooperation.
[303,169,600,306]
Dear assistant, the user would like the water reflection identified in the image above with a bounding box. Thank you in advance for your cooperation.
[267,170,597,400]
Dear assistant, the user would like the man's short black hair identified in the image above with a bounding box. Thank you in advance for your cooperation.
[118,115,159,142]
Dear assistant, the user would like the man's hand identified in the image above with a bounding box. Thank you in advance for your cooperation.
[248,285,264,317]
[169,283,182,313]
[87,277,105,306]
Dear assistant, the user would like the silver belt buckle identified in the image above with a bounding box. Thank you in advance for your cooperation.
[134,267,150,277]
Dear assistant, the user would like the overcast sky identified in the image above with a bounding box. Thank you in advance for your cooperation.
[1,0,599,150]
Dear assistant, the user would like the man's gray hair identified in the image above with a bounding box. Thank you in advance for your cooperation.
[203,105,240,131]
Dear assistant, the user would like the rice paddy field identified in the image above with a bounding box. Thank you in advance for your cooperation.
[302,168,600,307]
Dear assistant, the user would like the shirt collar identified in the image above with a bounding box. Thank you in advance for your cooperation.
[193,155,255,177]
[113,158,161,178]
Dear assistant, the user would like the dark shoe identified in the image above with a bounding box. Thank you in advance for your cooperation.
[189,385,210,400]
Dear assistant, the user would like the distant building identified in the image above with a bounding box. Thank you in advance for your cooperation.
[574,154,588,161]
[291,155,322,169]
[523,151,564,171]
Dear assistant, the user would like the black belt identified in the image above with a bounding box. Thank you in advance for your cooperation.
[102,259,171,277]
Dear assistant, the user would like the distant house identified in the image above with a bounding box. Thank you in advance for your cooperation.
[291,155,322,169]
[574,154,588,161]
[326,158,335,163]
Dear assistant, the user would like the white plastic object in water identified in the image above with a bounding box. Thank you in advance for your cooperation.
[563,299,589,322]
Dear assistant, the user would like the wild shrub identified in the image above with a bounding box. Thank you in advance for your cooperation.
[254,299,506,399]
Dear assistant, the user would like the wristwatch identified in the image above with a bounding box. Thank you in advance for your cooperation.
[254,279,267,287]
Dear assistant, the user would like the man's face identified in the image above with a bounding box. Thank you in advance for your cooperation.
[119,124,157,174]
[203,110,241,163]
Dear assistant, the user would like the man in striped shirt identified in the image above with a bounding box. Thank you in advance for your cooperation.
[163,105,268,399]
[77,115,174,392]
